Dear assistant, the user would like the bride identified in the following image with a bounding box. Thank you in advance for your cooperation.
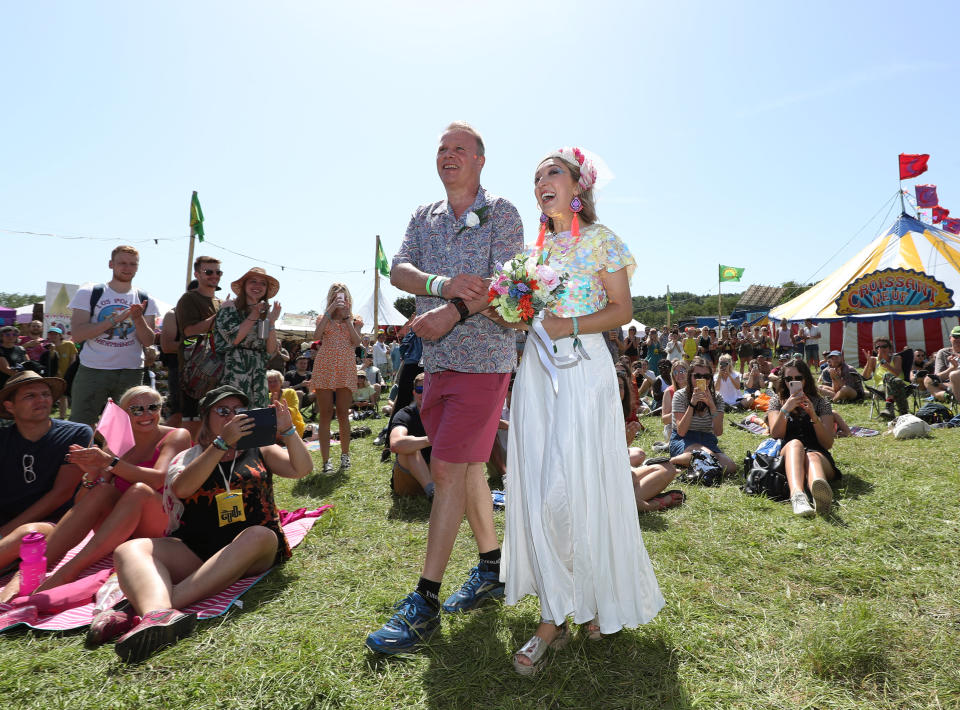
[497,147,664,675]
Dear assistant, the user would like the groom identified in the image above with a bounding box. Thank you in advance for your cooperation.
[366,122,523,654]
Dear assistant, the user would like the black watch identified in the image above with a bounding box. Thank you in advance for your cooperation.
[449,297,470,323]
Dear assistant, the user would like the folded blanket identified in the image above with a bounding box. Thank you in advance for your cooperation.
[0,506,331,632]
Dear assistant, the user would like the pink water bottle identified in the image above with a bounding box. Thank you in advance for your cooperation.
[19,532,47,596]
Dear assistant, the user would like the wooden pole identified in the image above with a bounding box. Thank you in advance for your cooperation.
[373,235,381,337]
[666,285,671,331]
[186,191,197,289]
[718,266,722,330]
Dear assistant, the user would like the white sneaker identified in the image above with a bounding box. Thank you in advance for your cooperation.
[810,478,833,515]
[791,492,815,518]
[321,460,335,475]
[340,454,351,470]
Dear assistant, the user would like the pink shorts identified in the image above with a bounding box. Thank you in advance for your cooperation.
[420,371,510,464]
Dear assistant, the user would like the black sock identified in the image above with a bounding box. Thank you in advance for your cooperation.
[415,577,441,607]
[478,548,501,575]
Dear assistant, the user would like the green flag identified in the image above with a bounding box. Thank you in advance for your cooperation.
[376,237,390,277]
[190,192,205,241]
[666,293,674,314]
[719,264,744,283]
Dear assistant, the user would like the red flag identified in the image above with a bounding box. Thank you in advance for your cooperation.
[915,184,938,208]
[933,206,950,223]
[899,153,930,179]
[943,218,960,235]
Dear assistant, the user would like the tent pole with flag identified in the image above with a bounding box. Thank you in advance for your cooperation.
[373,235,391,335]
[186,191,205,289]
[666,285,671,331]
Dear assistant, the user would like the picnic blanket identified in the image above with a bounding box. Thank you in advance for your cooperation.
[848,426,880,437]
[0,506,331,632]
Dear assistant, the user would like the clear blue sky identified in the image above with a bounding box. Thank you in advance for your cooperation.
[2,2,959,315]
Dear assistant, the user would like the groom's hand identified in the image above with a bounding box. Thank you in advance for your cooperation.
[442,274,486,301]
[410,305,460,341]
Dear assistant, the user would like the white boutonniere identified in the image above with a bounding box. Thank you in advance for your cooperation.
[455,206,491,236]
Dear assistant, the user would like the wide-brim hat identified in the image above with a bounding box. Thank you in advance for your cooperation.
[198,385,250,415]
[0,371,66,418]
[231,267,280,299]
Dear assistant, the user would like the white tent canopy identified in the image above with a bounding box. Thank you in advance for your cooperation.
[355,286,408,330]
[623,319,646,336]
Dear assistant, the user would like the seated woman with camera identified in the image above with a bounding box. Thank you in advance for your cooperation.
[109,385,312,663]
[668,357,736,475]
[714,354,754,410]
[767,358,838,518]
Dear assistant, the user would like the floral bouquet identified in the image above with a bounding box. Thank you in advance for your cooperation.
[487,251,567,325]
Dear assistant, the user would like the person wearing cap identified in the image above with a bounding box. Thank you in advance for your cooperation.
[175,256,224,436]
[68,245,159,427]
[932,326,960,403]
[0,372,92,537]
[388,372,434,499]
[818,351,862,402]
[352,369,377,413]
[213,267,282,409]
[0,325,30,390]
[861,338,907,419]
[110,384,311,663]
[767,351,793,390]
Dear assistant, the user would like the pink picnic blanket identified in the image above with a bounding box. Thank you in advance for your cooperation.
[0,506,331,632]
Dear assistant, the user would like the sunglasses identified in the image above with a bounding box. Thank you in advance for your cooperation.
[783,375,804,383]
[414,385,424,393]
[128,403,162,415]
[213,405,247,417]
[692,373,711,380]
[203,269,223,276]
[23,454,36,484]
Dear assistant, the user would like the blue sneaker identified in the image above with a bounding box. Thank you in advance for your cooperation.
[442,565,505,613]
[365,592,440,655]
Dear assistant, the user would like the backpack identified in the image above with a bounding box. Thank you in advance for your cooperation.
[678,449,724,486]
[915,401,952,424]
[742,450,790,501]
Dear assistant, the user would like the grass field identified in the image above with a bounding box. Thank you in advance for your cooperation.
[1,399,959,710]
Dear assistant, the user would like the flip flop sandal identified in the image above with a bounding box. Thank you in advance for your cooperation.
[647,490,686,511]
[512,623,569,676]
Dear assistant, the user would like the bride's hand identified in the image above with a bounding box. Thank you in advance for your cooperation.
[542,313,571,341]
[482,307,528,331]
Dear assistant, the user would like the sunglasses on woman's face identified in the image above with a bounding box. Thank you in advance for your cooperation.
[673,368,687,375]
[128,403,162,416]
[783,375,804,383]
[213,405,247,417]
[692,373,711,380]
[414,385,424,393]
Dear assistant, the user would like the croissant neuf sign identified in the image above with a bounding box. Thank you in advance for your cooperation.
[835,268,954,315]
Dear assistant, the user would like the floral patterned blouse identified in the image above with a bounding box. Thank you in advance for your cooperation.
[544,224,636,317]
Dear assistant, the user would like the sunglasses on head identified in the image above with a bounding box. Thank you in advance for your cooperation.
[414,385,424,393]
[213,405,247,417]
[202,269,223,276]
[783,375,804,383]
[692,373,711,380]
[128,403,162,415]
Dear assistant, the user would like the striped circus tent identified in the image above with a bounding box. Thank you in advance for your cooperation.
[770,212,960,365]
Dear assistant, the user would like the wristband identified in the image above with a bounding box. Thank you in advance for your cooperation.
[279,426,297,437]
[449,297,470,322]
[104,456,120,472]
[212,436,230,451]
[425,275,437,296]
[571,316,582,350]
[434,276,448,298]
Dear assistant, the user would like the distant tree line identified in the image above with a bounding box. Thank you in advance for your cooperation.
[631,282,813,327]
[0,292,43,309]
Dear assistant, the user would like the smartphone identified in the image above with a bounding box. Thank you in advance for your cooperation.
[695,378,707,392]
[235,407,278,449]
[336,293,346,306]
[788,380,803,395]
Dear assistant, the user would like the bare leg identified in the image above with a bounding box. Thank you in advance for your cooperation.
[38,484,166,591]
[632,463,679,511]
[397,452,434,490]
[782,439,807,496]
[334,387,352,457]
[0,522,56,602]
[421,458,468,581]
[805,451,836,485]
[464,462,498,554]
[315,389,334,463]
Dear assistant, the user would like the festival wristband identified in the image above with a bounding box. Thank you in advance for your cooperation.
[212,436,230,451]
[279,426,296,437]
[425,275,436,296]
[435,276,448,298]
[449,297,470,322]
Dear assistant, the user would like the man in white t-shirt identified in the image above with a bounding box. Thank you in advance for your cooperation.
[802,318,821,367]
[68,245,159,426]
[372,331,391,380]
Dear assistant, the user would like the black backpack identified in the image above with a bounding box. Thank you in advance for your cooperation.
[742,451,790,501]
[915,401,952,424]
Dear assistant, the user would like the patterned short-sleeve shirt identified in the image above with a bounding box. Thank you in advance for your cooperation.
[392,186,523,374]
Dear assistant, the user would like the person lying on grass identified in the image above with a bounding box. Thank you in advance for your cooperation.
[108,385,312,663]
[0,386,189,603]
[767,358,839,518]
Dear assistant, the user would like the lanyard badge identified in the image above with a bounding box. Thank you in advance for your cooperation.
[215,456,246,527]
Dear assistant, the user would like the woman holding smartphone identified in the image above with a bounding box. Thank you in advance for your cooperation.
[767,358,837,518]
[669,356,736,474]
[213,267,281,408]
[312,283,362,474]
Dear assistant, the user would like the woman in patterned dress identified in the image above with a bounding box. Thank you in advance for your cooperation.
[213,267,281,409]
[312,283,362,475]
[498,148,664,675]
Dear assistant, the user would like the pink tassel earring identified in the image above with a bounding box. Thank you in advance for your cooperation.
[536,213,548,249]
[570,196,582,237]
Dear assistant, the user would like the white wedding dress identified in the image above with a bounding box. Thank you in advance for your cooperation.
[501,225,664,634]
